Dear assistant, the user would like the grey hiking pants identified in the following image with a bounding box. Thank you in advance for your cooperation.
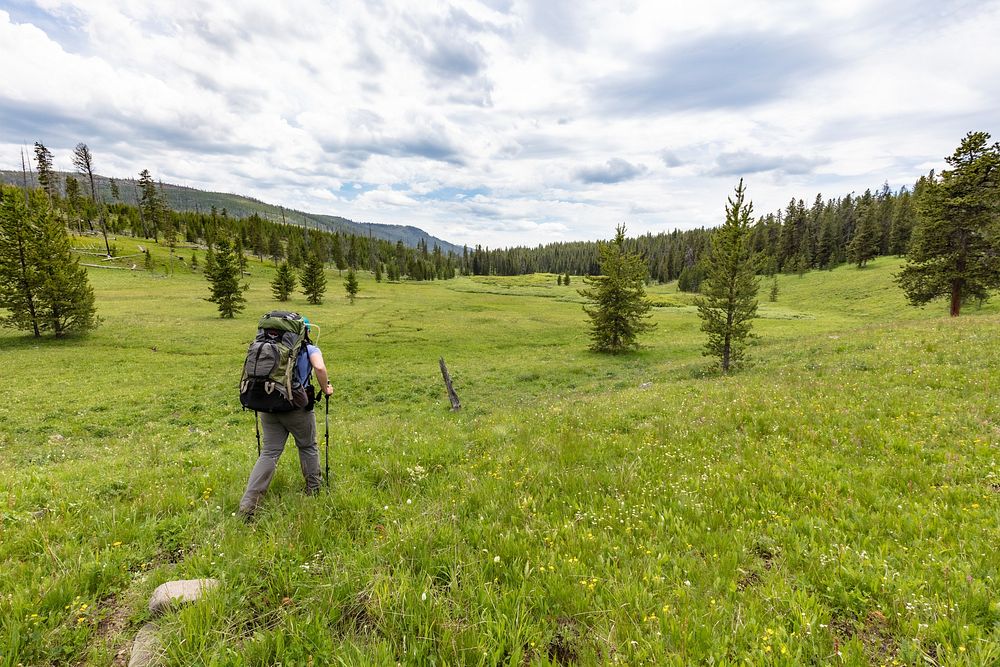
[239,408,322,514]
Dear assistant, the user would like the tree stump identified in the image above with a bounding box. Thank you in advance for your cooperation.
[439,358,461,411]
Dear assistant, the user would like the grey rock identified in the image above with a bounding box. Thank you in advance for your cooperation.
[127,622,160,667]
[148,578,220,616]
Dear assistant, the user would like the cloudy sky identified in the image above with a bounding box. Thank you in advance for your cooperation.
[2,0,998,247]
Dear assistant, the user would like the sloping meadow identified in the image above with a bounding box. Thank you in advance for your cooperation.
[1,246,998,665]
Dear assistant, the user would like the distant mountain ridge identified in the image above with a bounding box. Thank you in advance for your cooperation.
[0,170,463,254]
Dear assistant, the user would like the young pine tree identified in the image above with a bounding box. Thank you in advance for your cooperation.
[696,179,760,373]
[301,251,327,305]
[897,131,1000,316]
[578,224,654,353]
[0,187,44,336]
[33,204,99,336]
[847,204,880,268]
[137,169,163,240]
[769,276,779,302]
[271,261,297,301]
[0,188,97,336]
[344,268,359,304]
[564,272,571,286]
[33,142,60,201]
[63,176,83,231]
[205,238,248,318]
[557,274,563,286]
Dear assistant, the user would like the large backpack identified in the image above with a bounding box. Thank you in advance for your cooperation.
[239,311,311,412]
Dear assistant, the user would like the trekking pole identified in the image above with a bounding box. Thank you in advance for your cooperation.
[324,394,330,489]
[254,411,261,457]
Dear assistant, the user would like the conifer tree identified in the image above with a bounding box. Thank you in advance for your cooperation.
[301,251,327,305]
[696,179,760,373]
[205,238,247,318]
[33,142,60,201]
[0,187,43,336]
[271,261,297,301]
[268,231,284,266]
[374,262,383,282]
[33,205,98,335]
[557,274,562,285]
[677,263,704,292]
[887,189,914,255]
[564,272,571,285]
[137,169,162,240]
[234,235,248,274]
[897,131,1000,316]
[63,176,83,231]
[847,202,880,267]
[344,268,359,304]
[0,187,97,336]
[769,276,779,302]
[579,223,654,353]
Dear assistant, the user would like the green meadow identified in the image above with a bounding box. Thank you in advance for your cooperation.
[1,237,999,666]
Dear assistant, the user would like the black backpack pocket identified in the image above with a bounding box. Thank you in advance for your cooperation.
[240,379,295,413]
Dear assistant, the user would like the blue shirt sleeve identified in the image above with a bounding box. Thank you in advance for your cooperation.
[295,344,320,386]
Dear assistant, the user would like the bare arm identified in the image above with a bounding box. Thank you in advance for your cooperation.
[309,349,333,395]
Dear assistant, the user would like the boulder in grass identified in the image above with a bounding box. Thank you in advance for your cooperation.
[127,623,160,667]
[148,578,220,616]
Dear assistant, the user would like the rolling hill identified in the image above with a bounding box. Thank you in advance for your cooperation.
[0,169,464,254]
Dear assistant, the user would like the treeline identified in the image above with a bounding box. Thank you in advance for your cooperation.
[17,140,929,288]
[461,180,922,287]
[24,142,461,281]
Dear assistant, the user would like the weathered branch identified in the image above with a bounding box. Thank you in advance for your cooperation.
[439,357,461,411]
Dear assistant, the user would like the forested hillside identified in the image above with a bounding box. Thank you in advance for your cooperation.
[0,169,461,255]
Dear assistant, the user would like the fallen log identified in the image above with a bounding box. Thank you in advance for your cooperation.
[81,263,133,270]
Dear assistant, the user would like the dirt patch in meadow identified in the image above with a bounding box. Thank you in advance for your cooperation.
[751,543,778,570]
[736,570,762,591]
[92,593,134,666]
[829,610,898,663]
[546,617,585,665]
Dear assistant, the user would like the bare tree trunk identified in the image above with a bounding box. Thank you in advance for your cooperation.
[18,148,40,336]
[86,171,111,256]
[950,281,962,317]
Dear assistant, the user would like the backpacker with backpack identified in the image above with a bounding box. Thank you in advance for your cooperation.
[239,311,313,413]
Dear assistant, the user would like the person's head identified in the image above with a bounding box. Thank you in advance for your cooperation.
[303,317,312,342]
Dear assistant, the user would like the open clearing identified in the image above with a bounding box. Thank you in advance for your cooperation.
[1,238,998,665]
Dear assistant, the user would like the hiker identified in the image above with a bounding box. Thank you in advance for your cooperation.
[238,314,334,519]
